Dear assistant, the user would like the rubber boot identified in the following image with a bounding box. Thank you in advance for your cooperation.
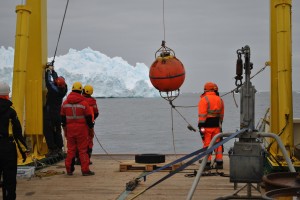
[215,161,223,169]
[82,171,95,176]
[204,162,211,171]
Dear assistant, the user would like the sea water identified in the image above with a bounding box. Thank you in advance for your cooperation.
[93,92,300,154]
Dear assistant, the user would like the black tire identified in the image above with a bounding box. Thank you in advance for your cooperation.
[135,154,165,164]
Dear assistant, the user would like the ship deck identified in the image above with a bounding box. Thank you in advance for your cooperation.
[12,154,265,200]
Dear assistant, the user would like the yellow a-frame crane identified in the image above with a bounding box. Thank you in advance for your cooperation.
[12,0,48,163]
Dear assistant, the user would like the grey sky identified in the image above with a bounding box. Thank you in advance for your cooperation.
[0,0,299,92]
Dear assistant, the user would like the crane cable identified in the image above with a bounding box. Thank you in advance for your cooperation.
[163,0,166,41]
[170,105,177,157]
[49,0,70,66]
[160,0,181,158]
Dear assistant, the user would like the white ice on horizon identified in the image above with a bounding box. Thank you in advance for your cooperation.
[0,46,159,97]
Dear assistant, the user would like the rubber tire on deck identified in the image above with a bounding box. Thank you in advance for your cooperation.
[135,154,165,164]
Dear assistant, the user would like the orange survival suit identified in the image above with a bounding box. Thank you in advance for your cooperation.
[198,82,224,169]
[61,87,94,175]
[83,91,99,159]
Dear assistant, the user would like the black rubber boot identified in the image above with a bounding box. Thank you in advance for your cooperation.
[215,161,223,169]
[204,162,211,171]
[82,171,95,176]
[45,149,57,157]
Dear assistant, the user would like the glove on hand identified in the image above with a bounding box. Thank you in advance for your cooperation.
[199,127,205,140]
[198,123,205,140]
[45,65,54,72]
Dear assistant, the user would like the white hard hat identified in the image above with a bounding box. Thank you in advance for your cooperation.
[0,82,10,95]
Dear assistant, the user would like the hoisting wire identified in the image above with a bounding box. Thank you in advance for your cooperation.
[49,0,70,66]
[169,105,179,159]
[162,0,166,41]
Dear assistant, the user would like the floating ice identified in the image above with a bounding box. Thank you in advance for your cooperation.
[0,46,159,97]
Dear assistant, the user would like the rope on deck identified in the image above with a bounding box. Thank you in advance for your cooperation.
[35,170,65,178]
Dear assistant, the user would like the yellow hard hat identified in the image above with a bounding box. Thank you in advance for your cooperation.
[83,84,94,95]
[72,82,83,91]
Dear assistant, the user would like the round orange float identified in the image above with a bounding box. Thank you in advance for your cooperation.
[149,55,185,92]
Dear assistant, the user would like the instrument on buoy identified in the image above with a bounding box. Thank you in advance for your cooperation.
[149,41,185,101]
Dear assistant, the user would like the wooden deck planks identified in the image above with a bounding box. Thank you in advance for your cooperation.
[0,154,265,200]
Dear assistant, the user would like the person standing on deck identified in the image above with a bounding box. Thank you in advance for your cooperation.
[0,81,29,200]
[61,82,95,176]
[44,64,68,157]
[75,84,99,165]
[198,82,224,170]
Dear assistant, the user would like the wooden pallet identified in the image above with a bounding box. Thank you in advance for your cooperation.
[119,161,182,172]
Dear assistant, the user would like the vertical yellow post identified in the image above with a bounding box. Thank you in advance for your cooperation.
[24,0,48,156]
[276,0,293,154]
[270,0,279,139]
[269,0,293,158]
[11,5,31,129]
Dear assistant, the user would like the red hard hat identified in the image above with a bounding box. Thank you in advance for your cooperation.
[55,76,66,88]
[204,82,215,91]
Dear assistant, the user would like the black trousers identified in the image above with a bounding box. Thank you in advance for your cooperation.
[43,108,64,150]
[0,139,17,200]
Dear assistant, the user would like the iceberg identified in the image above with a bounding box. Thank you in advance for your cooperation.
[0,46,159,97]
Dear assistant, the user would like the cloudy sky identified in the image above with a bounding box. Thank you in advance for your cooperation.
[0,0,299,92]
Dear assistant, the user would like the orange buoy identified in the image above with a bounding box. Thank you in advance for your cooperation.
[149,55,185,92]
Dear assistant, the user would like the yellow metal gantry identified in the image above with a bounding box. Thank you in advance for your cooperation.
[12,0,48,163]
[269,0,297,167]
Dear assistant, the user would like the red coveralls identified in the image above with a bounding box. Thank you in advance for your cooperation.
[198,91,224,163]
[83,95,99,150]
[61,92,93,174]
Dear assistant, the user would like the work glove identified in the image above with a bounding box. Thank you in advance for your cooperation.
[45,65,54,72]
[198,123,205,140]
[199,127,205,140]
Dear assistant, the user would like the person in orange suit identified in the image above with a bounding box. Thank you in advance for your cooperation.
[74,84,99,165]
[198,82,224,170]
[61,82,95,176]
